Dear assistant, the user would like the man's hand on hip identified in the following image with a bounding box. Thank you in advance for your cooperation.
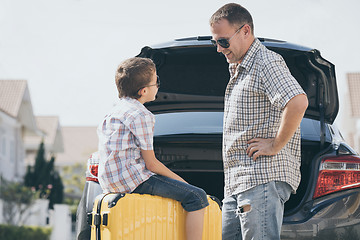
[246,138,281,160]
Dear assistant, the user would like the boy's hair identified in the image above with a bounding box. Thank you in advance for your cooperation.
[115,57,156,99]
[210,3,254,35]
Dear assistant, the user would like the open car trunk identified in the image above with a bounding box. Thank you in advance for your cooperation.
[141,37,340,215]
[141,37,339,124]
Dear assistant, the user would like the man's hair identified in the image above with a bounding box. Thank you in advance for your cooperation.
[115,57,156,99]
[210,3,254,34]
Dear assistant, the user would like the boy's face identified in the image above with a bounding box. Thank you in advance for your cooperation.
[138,70,159,104]
[147,71,159,101]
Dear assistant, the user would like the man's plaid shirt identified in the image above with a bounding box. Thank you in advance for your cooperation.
[97,97,155,193]
[223,38,305,197]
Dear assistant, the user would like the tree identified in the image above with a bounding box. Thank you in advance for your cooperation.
[48,170,64,209]
[0,178,36,225]
[61,162,86,221]
[24,142,64,209]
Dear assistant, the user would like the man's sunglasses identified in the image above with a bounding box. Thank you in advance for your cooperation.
[137,76,160,93]
[211,24,245,49]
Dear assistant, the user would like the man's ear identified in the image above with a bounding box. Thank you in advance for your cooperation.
[244,24,253,38]
[138,87,146,97]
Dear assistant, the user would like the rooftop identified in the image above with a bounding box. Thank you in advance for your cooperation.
[55,126,98,166]
[0,80,27,117]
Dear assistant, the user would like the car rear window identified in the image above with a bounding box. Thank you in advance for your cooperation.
[154,112,223,136]
[154,112,331,142]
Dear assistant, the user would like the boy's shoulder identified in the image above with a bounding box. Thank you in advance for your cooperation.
[111,97,153,120]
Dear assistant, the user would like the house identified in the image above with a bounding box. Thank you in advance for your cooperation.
[0,80,72,239]
[0,80,38,181]
[24,116,64,166]
[344,73,360,152]
[55,126,98,199]
[55,126,98,167]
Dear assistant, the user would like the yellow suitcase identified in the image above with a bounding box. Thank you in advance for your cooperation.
[89,193,222,240]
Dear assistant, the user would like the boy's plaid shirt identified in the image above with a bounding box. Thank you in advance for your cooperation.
[223,39,306,197]
[97,97,155,193]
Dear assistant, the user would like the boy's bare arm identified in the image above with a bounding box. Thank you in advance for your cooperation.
[141,149,187,183]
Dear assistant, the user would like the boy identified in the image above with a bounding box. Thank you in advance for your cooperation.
[97,57,209,240]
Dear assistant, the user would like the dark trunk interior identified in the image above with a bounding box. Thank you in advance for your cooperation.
[154,135,328,213]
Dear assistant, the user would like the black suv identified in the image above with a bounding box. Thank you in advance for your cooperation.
[77,37,360,240]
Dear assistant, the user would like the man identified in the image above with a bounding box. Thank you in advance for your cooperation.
[210,3,308,240]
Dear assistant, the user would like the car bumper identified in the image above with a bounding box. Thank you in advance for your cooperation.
[282,190,360,239]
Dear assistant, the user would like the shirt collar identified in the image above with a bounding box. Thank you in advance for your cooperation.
[120,97,146,109]
[229,38,261,77]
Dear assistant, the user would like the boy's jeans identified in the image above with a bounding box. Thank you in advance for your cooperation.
[222,181,292,240]
[132,175,209,212]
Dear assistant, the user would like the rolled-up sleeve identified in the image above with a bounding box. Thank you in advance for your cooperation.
[129,113,154,150]
[262,57,305,110]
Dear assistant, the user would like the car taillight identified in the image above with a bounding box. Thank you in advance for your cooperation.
[86,176,99,182]
[86,165,99,183]
[90,165,98,177]
[313,155,360,199]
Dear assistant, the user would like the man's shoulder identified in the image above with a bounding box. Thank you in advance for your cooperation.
[251,45,285,75]
[257,41,284,63]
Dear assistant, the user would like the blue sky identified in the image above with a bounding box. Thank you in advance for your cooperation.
[1,0,359,128]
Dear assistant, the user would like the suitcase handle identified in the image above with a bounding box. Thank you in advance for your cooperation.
[209,195,222,210]
[94,194,107,240]
[107,193,126,208]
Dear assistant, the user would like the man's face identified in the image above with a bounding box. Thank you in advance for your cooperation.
[210,19,246,64]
